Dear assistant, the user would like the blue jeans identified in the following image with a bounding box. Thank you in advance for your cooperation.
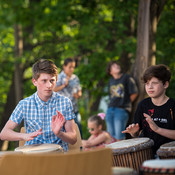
[106,107,129,140]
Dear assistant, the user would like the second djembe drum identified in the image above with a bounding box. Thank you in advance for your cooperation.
[157,141,175,159]
[106,137,154,172]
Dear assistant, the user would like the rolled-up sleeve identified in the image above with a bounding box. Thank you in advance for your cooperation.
[10,100,24,124]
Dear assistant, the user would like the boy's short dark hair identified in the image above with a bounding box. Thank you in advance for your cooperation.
[106,60,122,76]
[32,59,58,80]
[142,64,171,84]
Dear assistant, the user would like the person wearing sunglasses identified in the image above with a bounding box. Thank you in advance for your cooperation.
[82,113,116,150]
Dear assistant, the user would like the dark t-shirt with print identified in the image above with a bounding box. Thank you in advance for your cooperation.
[108,74,138,112]
[134,97,175,154]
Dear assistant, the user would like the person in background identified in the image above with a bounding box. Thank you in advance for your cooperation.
[82,113,116,150]
[0,59,77,151]
[53,58,82,137]
[122,64,175,156]
[106,60,138,140]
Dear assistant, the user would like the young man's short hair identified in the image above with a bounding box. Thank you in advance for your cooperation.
[32,59,58,80]
[142,64,171,84]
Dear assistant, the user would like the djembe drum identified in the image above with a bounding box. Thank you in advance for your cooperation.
[140,159,175,175]
[106,137,154,172]
[157,141,175,159]
[15,144,64,154]
[112,167,137,175]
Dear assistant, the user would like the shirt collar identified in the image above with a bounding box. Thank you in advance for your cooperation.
[34,92,57,108]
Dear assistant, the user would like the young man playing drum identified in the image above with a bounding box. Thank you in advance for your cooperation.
[122,64,175,156]
[0,59,77,151]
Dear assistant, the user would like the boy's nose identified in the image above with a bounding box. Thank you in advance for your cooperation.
[147,83,153,88]
[47,81,52,88]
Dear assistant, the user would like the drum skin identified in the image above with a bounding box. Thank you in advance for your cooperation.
[140,159,175,175]
[15,144,64,154]
[112,167,137,175]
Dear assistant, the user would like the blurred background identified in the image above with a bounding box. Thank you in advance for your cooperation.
[0,0,175,149]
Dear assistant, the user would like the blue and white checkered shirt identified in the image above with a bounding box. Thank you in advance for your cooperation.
[10,92,75,151]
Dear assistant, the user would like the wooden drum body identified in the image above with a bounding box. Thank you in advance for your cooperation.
[157,141,175,159]
[15,144,64,154]
[140,159,175,175]
[106,138,154,172]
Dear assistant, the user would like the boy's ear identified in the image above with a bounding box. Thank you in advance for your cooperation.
[32,78,37,86]
[164,81,169,89]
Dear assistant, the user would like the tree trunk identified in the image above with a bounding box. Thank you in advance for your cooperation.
[14,24,23,104]
[132,0,151,102]
[129,0,151,130]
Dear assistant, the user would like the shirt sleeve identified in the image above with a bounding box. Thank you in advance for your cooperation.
[9,100,24,124]
[127,76,138,95]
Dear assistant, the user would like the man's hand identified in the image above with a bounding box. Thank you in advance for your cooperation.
[143,113,159,132]
[24,128,43,141]
[122,123,140,137]
[51,110,65,136]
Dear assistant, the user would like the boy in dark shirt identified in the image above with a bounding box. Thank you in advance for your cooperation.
[122,64,175,155]
[106,61,138,140]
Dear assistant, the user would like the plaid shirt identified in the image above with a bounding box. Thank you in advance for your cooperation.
[10,92,75,151]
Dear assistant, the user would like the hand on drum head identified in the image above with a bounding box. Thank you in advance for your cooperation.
[51,110,65,136]
[122,123,140,137]
[24,128,43,141]
[143,113,159,132]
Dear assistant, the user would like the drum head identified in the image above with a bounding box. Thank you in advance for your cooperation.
[106,138,154,154]
[143,159,175,168]
[15,144,63,154]
[140,159,175,174]
[112,167,136,175]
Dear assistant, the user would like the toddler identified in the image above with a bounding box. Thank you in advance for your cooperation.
[82,113,116,149]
